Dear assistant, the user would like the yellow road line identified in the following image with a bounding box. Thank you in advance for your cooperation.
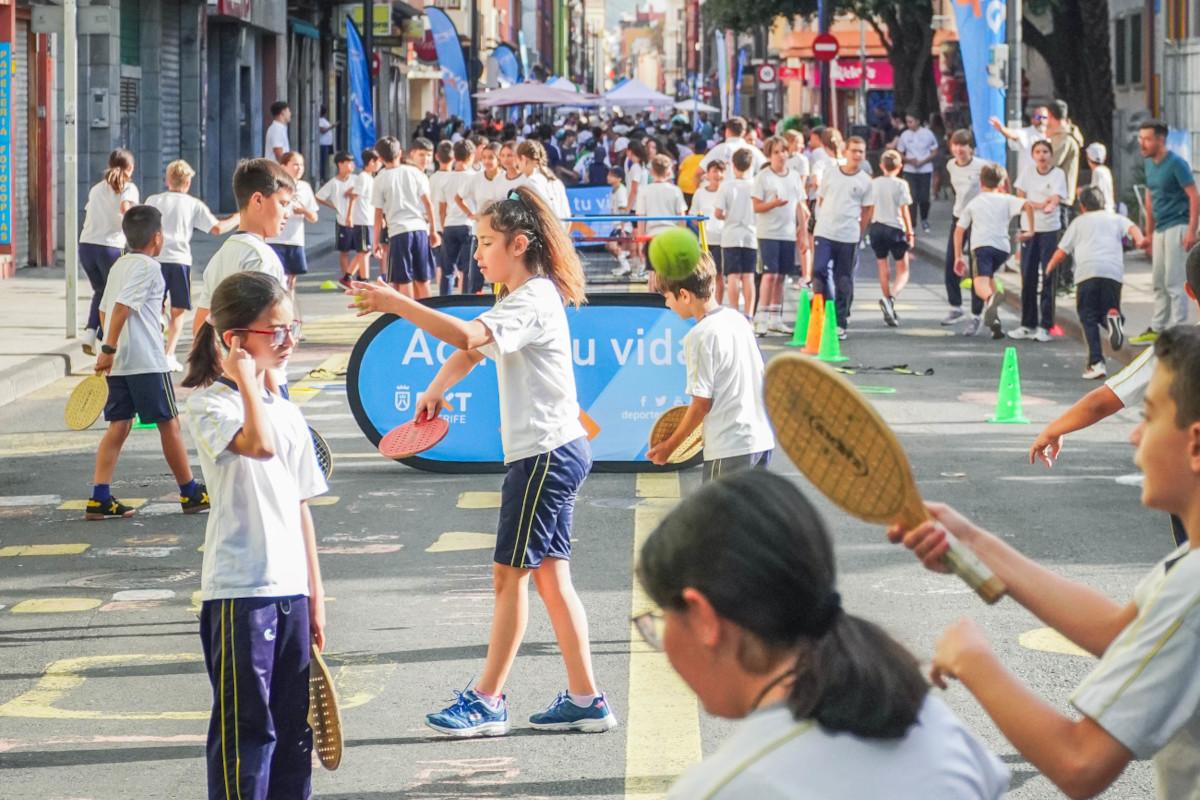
[0,544,90,557]
[626,472,701,799]
[457,491,503,509]
[10,598,102,613]
[58,498,148,511]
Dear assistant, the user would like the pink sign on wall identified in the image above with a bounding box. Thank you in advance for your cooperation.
[831,58,893,89]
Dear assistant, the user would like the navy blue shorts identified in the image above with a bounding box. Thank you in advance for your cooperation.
[270,244,308,276]
[380,226,390,245]
[104,372,178,424]
[160,262,192,310]
[973,246,1010,278]
[386,231,434,285]
[496,436,592,569]
[869,222,909,260]
[759,238,797,275]
[336,223,371,253]
[707,245,723,275]
[723,246,757,274]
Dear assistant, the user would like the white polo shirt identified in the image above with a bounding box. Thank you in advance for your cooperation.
[752,167,804,240]
[316,175,356,226]
[716,177,757,249]
[898,127,939,175]
[99,253,170,376]
[948,157,989,218]
[187,381,328,600]
[684,307,774,460]
[80,181,140,248]
[870,175,913,231]
[1056,210,1135,283]
[476,277,586,463]
[374,164,433,235]
[196,232,288,311]
[814,168,874,244]
[267,180,317,248]
[145,191,219,266]
[1014,165,1068,232]
[1072,544,1200,799]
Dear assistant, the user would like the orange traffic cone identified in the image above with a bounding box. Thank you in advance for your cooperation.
[802,294,825,354]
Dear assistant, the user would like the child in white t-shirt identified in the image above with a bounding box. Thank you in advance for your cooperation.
[429,142,459,294]
[267,152,320,293]
[942,130,989,326]
[455,142,508,294]
[89,205,208,521]
[315,151,361,286]
[869,150,915,327]
[637,154,688,293]
[349,186,616,739]
[345,147,381,283]
[812,136,874,339]
[1011,140,1068,341]
[954,163,1036,339]
[607,166,634,277]
[752,136,809,335]
[648,253,774,479]
[1086,142,1116,212]
[79,149,139,355]
[689,161,725,304]
[1048,186,1145,378]
[715,148,759,319]
[182,270,326,800]
[437,140,478,295]
[372,137,439,298]
[146,159,239,370]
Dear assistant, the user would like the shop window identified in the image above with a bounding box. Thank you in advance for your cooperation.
[120,0,141,66]
[1114,17,1126,85]
[1129,13,1142,84]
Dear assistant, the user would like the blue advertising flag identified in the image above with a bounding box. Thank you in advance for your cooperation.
[493,44,521,86]
[425,6,473,122]
[734,48,746,116]
[345,17,376,167]
[952,0,1007,165]
[714,32,728,118]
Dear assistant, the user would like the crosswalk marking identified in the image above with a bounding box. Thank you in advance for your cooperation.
[625,472,701,799]
[0,544,90,557]
[58,498,148,511]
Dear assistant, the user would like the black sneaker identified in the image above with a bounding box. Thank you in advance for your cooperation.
[182,483,210,515]
[85,497,136,520]
[1107,310,1125,350]
[339,273,354,289]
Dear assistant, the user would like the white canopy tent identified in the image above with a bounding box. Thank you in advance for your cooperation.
[673,99,720,114]
[600,78,675,109]
[475,82,600,109]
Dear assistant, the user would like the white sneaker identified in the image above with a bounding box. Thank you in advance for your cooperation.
[962,316,983,336]
[166,355,184,373]
[1033,327,1052,343]
[1082,362,1107,380]
[767,318,793,334]
[940,308,964,326]
[1007,326,1036,340]
[610,264,631,277]
[81,328,98,356]
[754,318,768,337]
[836,326,847,341]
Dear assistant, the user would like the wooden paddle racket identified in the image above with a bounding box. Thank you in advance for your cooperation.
[308,642,343,770]
[64,371,109,430]
[309,427,333,481]
[379,413,450,460]
[764,355,1006,604]
[648,405,704,464]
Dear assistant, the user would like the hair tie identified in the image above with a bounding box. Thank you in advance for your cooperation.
[204,315,215,326]
[812,591,842,637]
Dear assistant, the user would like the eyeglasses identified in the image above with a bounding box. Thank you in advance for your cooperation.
[632,611,666,651]
[1033,114,1047,121]
[234,320,302,347]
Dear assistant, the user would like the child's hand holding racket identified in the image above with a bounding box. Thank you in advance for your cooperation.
[310,595,326,653]
[886,502,991,575]
[413,391,449,423]
[347,277,405,317]
[95,350,114,373]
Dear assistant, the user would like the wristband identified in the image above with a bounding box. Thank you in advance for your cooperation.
[100,344,117,355]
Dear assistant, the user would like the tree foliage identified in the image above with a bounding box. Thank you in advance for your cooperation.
[1022,0,1114,144]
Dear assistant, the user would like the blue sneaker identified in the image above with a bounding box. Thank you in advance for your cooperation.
[528,691,618,732]
[425,683,510,737]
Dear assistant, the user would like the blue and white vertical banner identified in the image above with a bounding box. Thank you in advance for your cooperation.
[953,0,1007,165]
[345,18,376,167]
[493,43,521,86]
[0,43,13,244]
[734,47,746,116]
[425,6,473,122]
[714,31,729,119]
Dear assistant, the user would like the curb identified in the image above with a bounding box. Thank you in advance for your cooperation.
[911,237,1138,368]
[0,238,339,409]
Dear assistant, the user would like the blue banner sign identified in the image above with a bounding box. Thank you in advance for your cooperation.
[345,18,376,168]
[0,44,11,245]
[953,0,1007,165]
[425,6,473,122]
[565,185,616,241]
[493,43,521,86]
[348,295,697,472]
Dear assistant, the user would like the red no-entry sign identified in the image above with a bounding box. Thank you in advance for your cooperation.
[813,33,839,62]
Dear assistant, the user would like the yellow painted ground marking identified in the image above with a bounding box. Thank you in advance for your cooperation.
[189,591,202,613]
[300,314,374,346]
[308,496,340,507]
[1019,627,1094,659]
[0,652,388,719]
[626,472,700,799]
[1,431,104,457]
[0,544,91,557]
[58,498,148,511]
[457,491,503,509]
[426,532,497,553]
[288,386,321,407]
[11,598,102,614]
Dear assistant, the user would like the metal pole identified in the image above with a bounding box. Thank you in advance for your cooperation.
[857,16,866,126]
[470,0,479,101]
[818,0,832,126]
[1006,0,1022,179]
[363,0,373,96]
[64,0,78,338]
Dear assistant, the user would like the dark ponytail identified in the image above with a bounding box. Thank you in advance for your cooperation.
[636,471,927,739]
[182,272,288,388]
[479,186,586,308]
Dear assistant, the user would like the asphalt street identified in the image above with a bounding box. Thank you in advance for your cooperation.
[0,247,1165,799]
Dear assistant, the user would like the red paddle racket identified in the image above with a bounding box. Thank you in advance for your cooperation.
[378,412,450,460]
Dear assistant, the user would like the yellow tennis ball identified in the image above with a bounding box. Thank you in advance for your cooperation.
[648,227,702,280]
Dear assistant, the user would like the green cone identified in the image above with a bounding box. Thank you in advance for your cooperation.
[788,288,812,347]
[989,346,1029,424]
[817,299,849,363]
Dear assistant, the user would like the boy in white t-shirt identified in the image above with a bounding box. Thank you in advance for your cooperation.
[1048,186,1146,378]
[145,159,239,370]
[267,151,320,294]
[689,161,725,303]
[752,136,809,335]
[436,140,478,295]
[942,130,989,326]
[869,150,915,327]
[315,151,361,287]
[715,148,759,319]
[607,166,635,277]
[428,142,458,294]
[89,205,208,520]
[1086,143,1115,212]
[637,154,688,293]
[892,324,1200,800]
[648,253,774,479]
[953,164,1036,339]
[812,136,874,339]
[372,137,439,298]
[345,147,381,283]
